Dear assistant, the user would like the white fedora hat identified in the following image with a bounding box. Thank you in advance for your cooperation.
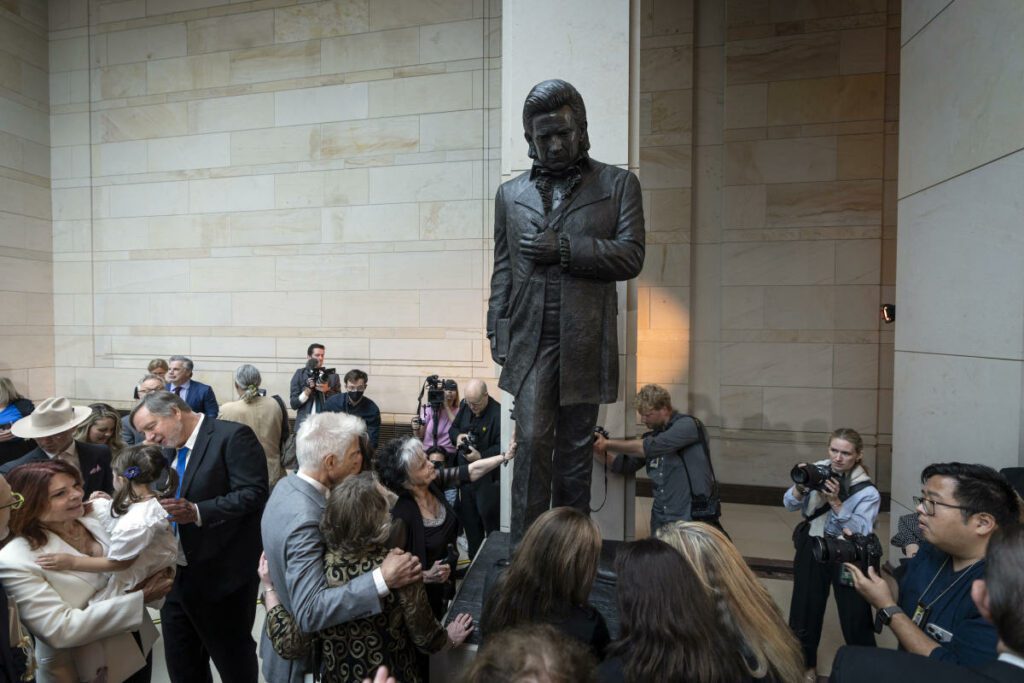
[10,397,92,439]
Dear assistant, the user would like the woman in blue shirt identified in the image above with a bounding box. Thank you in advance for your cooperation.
[0,377,34,466]
[784,427,881,679]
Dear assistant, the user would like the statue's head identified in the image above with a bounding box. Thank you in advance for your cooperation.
[522,79,590,172]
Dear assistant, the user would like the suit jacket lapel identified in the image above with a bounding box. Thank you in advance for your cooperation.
[181,418,214,498]
[513,182,545,217]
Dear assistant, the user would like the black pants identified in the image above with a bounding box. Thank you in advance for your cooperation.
[789,527,876,667]
[460,476,500,558]
[510,336,599,547]
[160,572,260,683]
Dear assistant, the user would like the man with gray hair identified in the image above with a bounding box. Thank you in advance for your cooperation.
[260,412,422,683]
[123,373,166,445]
[166,354,219,418]
[131,390,268,683]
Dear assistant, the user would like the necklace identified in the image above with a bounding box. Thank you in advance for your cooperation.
[50,521,98,556]
[920,556,983,608]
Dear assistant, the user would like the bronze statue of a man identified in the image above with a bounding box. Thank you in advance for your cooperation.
[487,79,645,545]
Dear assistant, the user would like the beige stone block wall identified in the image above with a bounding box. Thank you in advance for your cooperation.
[0,1,53,399]
[639,0,898,490]
[44,0,501,417]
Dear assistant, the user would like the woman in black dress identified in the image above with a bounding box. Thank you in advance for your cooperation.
[375,436,514,619]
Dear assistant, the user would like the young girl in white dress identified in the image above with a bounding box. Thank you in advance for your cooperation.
[36,444,184,606]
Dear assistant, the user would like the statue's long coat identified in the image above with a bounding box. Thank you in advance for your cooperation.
[486,160,646,406]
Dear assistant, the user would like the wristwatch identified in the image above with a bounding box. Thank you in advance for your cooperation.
[874,604,901,633]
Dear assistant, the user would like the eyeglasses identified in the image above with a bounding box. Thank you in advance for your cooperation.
[0,492,25,511]
[913,495,976,517]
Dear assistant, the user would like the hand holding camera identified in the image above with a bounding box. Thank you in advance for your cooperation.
[790,462,839,494]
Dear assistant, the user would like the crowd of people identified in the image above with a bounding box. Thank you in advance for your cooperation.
[0,353,1022,683]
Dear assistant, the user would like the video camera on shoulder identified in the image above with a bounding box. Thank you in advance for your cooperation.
[424,375,457,407]
[812,532,883,583]
[790,462,839,492]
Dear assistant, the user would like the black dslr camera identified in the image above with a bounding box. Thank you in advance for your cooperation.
[305,358,336,386]
[790,463,838,492]
[812,532,883,583]
[424,375,457,407]
[456,431,479,459]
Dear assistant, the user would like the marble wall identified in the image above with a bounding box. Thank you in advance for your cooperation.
[46,0,501,416]
[658,0,900,491]
[0,0,53,399]
[891,0,1024,538]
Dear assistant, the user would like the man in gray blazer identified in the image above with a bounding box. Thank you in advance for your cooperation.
[260,412,422,683]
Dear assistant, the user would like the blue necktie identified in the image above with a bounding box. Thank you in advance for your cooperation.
[175,447,188,497]
[173,447,188,534]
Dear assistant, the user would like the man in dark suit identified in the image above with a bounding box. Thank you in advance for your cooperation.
[132,390,268,683]
[487,79,645,546]
[123,374,166,446]
[831,525,1024,683]
[166,355,219,418]
[0,397,113,499]
[288,342,340,431]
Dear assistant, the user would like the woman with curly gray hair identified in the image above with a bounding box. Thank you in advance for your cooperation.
[375,435,515,620]
[219,364,289,487]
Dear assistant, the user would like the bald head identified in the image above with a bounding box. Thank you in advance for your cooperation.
[465,379,488,416]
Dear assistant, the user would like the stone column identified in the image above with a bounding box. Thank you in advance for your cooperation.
[892,0,1024,546]
[497,0,638,540]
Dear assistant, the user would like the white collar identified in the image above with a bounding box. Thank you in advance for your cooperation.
[999,652,1024,670]
[182,414,204,451]
[43,439,78,459]
[297,471,329,498]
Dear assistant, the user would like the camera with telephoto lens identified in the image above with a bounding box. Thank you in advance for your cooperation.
[424,375,457,407]
[456,431,479,459]
[812,532,883,577]
[790,462,839,492]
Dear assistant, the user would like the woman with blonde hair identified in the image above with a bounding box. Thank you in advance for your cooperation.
[481,506,609,659]
[657,521,805,683]
[74,402,125,458]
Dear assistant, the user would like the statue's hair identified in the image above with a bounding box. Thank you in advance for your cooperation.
[522,79,590,159]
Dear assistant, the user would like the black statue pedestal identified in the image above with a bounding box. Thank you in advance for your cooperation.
[443,531,622,646]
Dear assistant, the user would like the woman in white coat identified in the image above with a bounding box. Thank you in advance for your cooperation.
[0,459,173,683]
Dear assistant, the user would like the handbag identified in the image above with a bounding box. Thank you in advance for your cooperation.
[274,394,297,472]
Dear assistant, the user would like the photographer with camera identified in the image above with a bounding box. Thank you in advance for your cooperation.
[289,343,340,430]
[842,463,1021,669]
[449,379,501,559]
[785,427,880,679]
[412,376,460,457]
[414,377,461,508]
[593,384,723,535]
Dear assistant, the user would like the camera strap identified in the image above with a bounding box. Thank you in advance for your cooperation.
[676,415,720,517]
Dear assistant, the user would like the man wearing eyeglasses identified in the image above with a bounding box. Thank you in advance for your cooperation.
[844,462,1021,667]
[449,379,502,558]
[0,475,29,680]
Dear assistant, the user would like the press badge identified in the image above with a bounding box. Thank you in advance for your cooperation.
[912,601,930,626]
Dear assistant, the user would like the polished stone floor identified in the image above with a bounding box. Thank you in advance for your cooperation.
[147,501,897,681]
